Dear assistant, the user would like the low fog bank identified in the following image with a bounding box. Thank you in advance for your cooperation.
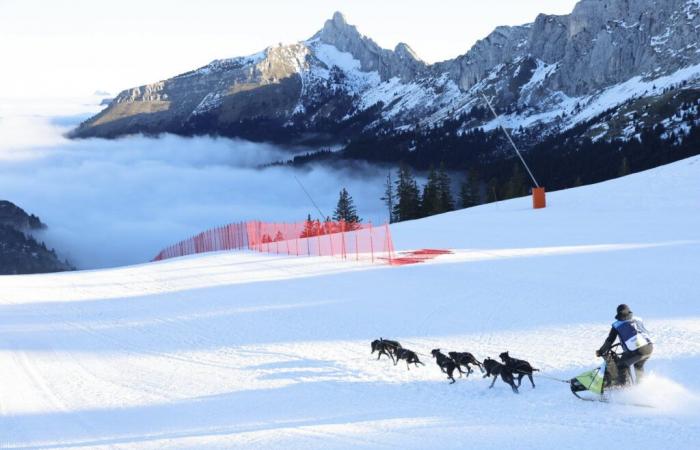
[0,99,388,269]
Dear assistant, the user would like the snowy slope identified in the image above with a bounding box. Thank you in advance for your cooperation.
[1,157,700,449]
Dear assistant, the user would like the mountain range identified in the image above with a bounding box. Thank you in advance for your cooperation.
[72,0,700,160]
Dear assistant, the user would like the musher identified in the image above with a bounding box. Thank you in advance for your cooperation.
[596,304,653,385]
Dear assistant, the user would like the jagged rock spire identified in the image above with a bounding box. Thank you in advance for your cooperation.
[311,12,425,81]
[331,11,347,26]
[313,11,363,45]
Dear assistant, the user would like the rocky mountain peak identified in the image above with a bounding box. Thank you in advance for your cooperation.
[310,12,425,81]
[73,0,700,153]
[314,11,363,46]
[394,43,421,62]
[331,11,348,27]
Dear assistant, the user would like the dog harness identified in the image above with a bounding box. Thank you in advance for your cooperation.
[612,317,652,352]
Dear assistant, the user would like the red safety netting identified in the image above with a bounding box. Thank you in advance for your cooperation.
[152,220,395,264]
[152,222,249,262]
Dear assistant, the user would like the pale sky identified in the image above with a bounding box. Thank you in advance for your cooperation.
[0,0,579,99]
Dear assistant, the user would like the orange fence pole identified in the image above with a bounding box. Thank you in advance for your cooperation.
[341,220,346,260]
[355,232,359,261]
[385,223,393,264]
[284,223,290,255]
[316,222,321,257]
[369,222,374,263]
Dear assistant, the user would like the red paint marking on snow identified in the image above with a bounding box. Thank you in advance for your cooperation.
[409,249,453,256]
[387,249,454,266]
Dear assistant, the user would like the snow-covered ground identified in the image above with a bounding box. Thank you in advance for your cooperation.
[1,157,700,449]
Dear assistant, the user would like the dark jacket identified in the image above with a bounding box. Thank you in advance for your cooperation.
[598,327,619,356]
[598,312,651,355]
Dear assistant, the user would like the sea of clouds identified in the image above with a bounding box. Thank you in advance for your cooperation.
[0,98,389,269]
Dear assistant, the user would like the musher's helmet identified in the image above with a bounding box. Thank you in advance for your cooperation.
[615,304,633,321]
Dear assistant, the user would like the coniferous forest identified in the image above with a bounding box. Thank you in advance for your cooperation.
[282,102,700,222]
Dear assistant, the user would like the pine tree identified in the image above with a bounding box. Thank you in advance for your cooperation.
[380,172,395,223]
[333,188,362,228]
[420,165,441,217]
[504,164,528,199]
[459,168,480,209]
[618,157,630,177]
[487,178,500,203]
[393,164,421,222]
[437,163,455,213]
[300,214,318,238]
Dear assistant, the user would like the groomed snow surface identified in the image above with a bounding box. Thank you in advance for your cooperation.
[2,157,700,449]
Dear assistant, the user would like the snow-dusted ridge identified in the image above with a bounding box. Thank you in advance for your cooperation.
[477,61,700,136]
[74,1,700,145]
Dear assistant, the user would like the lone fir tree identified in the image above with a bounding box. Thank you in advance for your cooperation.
[333,188,362,228]
[380,172,395,223]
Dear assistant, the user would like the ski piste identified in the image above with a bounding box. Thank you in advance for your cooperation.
[2,149,699,448]
[573,393,655,409]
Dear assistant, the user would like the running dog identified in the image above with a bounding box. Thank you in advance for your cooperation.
[499,351,539,388]
[431,349,463,384]
[483,357,519,393]
[395,348,424,370]
[448,351,483,376]
[370,338,402,362]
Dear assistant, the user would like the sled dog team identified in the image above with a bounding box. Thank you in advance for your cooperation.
[371,338,538,394]
[370,304,655,395]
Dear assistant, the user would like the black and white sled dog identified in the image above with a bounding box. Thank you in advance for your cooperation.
[431,349,463,384]
[395,347,424,370]
[371,338,402,362]
[483,357,519,394]
[499,351,539,388]
[448,351,484,376]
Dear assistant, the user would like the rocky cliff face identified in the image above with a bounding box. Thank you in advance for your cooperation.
[435,24,531,91]
[72,1,700,145]
[537,0,700,95]
[0,201,74,275]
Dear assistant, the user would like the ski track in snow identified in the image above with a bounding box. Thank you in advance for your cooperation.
[1,157,700,448]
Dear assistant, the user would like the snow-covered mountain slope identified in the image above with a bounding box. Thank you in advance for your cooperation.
[72,1,700,145]
[1,156,700,448]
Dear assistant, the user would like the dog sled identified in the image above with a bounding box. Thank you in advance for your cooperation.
[569,344,652,407]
